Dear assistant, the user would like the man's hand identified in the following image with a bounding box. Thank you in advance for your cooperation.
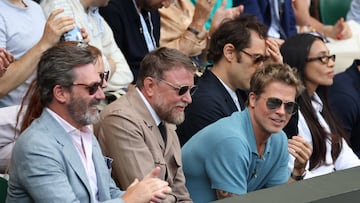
[288,135,312,181]
[121,167,172,203]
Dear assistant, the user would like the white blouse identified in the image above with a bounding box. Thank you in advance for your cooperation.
[288,93,360,179]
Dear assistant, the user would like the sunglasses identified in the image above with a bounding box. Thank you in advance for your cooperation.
[263,97,298,115]
[71,71,109,95]
[159,79,197,96]
[306,55,336,65]
[100,70,110,84]
[240,49,270,64]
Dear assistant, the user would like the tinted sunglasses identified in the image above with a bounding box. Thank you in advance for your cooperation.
[264,97,298,115]
[306,55,336,65]
[100,70,110,84]
[159,79,197,96]
[240,49,270,64]
[71,71,109,95]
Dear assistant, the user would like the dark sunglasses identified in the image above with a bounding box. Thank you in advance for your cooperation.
[240,49,270,64]
[72,82,102,95]
[264,97,298,115]
[71,71,109,95]
[306,54,336,65]
[159,79,197,96]
[100,70,110,83]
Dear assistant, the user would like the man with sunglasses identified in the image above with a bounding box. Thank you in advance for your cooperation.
[182,63,312,203]
[177,15,283,146]
[6,42,172,202]
[94,47,195,202]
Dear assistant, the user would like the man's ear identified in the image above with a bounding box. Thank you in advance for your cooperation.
[223,43,236,62]
[53,85,68,104]
[143,77,157,97]
[248,92,256,108]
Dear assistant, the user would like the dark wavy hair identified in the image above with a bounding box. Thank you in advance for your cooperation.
[207,14,268,64]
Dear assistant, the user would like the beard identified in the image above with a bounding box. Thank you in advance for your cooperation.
[67,94,100,126]
[153,93,186,125]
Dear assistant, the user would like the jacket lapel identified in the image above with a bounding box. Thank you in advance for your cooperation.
[41,111,93,200]
[130,90,166,150]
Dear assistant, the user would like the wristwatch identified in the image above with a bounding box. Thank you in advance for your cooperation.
[291,171,306,181]
[187,27,207,40]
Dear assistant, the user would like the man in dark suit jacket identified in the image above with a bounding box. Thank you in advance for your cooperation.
[177,15,284,146]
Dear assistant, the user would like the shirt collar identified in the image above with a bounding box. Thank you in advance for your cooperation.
[45,108,92,134]
[136,88,162,126]
[311,92,323,113]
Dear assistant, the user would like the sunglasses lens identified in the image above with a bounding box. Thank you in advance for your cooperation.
[190,86,197,96]
[99,71,110,86]
[254,55,269,64]
[178,86,189,96]
[88,83,100,95]
[330,55,336,62]
[266,98,282,110]
[284,102,298,115]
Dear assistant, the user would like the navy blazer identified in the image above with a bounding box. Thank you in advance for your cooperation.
[233,0,297,38]
[100,0,160,83]
[177,69,247,146]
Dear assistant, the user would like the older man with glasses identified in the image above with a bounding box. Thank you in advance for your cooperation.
[176,15,283,146]
[94,47,195,203]
[181,63,312,203]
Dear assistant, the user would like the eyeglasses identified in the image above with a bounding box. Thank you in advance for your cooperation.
[100,71,110,84]
[240,50,270,64]
[306,55,336,64]
[159,79,197,96]
[263,97,298,115]
[72,82,102,95]
[71,71,108,95]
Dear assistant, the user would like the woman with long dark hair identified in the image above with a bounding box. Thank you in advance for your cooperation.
[281,33,360,179]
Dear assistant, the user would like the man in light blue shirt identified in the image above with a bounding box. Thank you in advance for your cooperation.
[182,63,312,202]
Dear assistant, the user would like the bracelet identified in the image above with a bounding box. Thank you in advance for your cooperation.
[291,171,306,181]
[187,27,207,40]
[187,27,200,35]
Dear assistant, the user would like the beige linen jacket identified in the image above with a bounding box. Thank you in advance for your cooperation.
[94,88,192,202]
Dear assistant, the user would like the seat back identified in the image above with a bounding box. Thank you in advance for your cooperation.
[319,0,352,25]
[0,177,8,203]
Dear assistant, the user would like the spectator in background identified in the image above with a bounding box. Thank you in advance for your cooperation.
[41,0,133,104]
[292,0,352,40]
[99,0,172,83]
[159,0,243,67]
[190,0,233,31]
[0,0,74,106]
[182,63,311,203]
[281,33,360,179]
[7,42,171,203]
[176,15,283,146]
[328,59,360,157]
[347,0,360,24]
[0,0,76,173]
[94,47,195,202]
[0,48,14,77]
[233,0,297,42]
[0,48,14,173]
